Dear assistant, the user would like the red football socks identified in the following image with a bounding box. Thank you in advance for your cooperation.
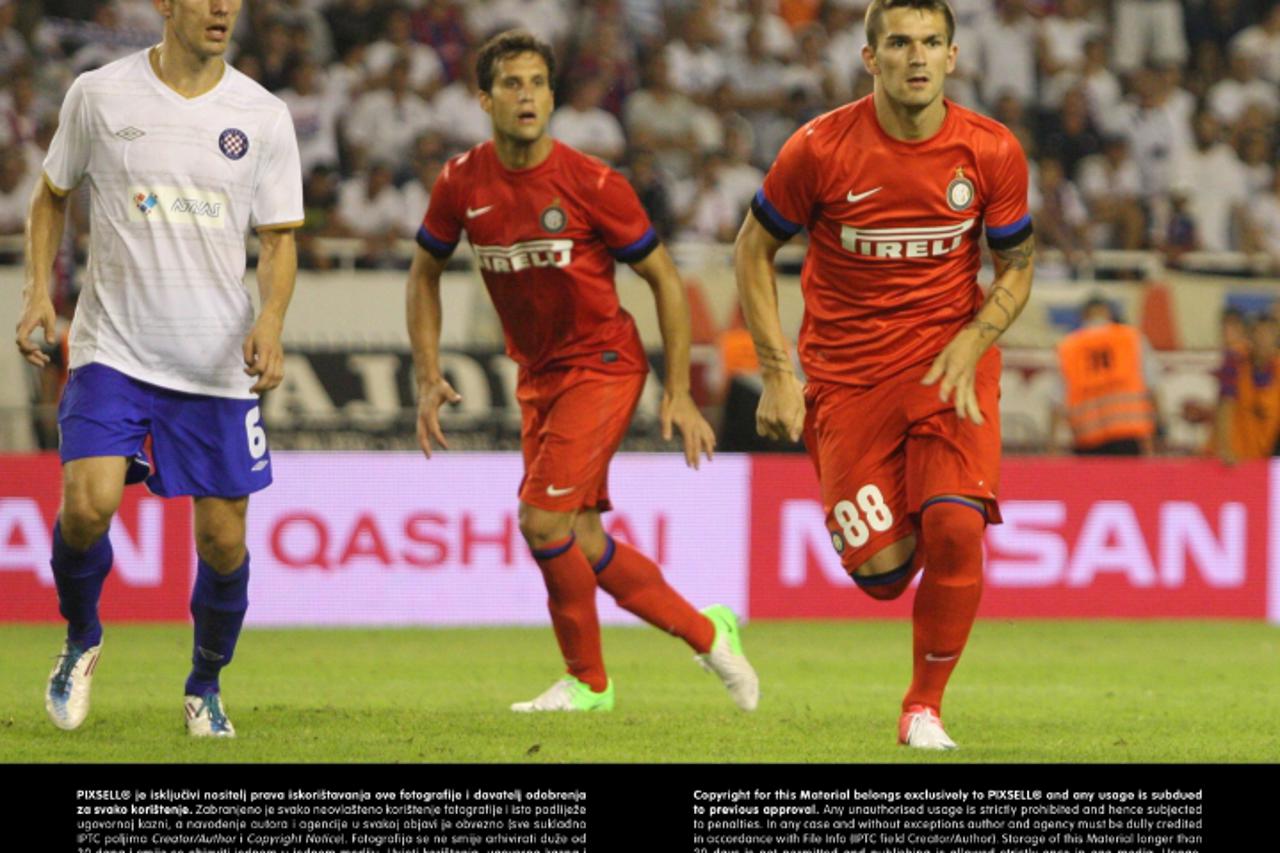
[531,534,608,692]
[596,539,714,654]
[904,500,987,713]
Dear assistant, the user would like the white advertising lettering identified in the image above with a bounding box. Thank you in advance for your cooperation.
[473,240,573,273]
[840,219,974,259]
[0,498,165,586]
[987,500,1247,589]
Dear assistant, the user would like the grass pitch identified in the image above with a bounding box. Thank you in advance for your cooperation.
[0,620,1276,763]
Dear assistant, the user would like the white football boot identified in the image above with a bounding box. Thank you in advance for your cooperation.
[185,692,236,737]
[696,605,760,711]
[45,640,103,730]
[898,704,958,750]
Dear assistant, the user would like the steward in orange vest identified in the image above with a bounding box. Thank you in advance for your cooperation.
[1057,299,1156,455]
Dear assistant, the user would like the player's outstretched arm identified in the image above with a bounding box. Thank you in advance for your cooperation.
[244,227,299,393]
[15,177,68,367]
[405,246,461,458]
[923,234,1036,422]
[733,213,805,443]
[630,244,716,468]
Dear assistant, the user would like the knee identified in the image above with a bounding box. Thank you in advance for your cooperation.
[60,485,117,548]
[920,499,987,584]
[518,504,573,550]
[195,525,246,574]
[921,500,986,552]
[571,517,608,566]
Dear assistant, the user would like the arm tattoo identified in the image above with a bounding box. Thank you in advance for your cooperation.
[965,320,1003,337]
[753,341,792,372]
[966,236,1035,339]
[985,284,1019,327]
[992,234,1035,272]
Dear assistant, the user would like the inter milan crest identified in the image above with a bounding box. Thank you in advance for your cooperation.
[540,200,567,233]
[946,166,974,212]
[219,128,249,160]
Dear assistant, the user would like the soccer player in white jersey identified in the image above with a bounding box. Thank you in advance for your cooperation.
[14,0,303,737]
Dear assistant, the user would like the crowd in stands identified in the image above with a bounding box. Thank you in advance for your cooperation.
[2,0,1280,271]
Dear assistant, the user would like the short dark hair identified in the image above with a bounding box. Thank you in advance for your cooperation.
[1082,295,1116,322]
[475,30,557,94]
[864,0,956,49]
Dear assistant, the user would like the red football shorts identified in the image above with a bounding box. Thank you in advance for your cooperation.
[802,346,1003,572]
[517,366,647,513]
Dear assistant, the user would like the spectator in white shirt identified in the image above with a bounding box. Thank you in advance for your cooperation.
[1170,109,1252,253]
[1038,0,1101,79]
[1250,169,1280,265]
[550,75,627,164]
[1077,135,1147,250]
[1100,67,1193,203]
[336,163,406,267]
[401,155,444,239]
[279,59,343,176]
[625,52,704,179]
[1207,47,1280,127]
[674,152,738,244]
[716,118,765,217]
[431,51,491,151]
[1229,5,1280,86]
[1028,156,1091,267]
[665,5,729,101]
[973,0,1039,110]
[364,5,445,101]
[1111,0,1188,75]
[346,57,437,168]
[720,0,797,61]
[1236,129,1275,197]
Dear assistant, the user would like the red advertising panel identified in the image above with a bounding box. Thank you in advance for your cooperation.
[0,454,193,621]
[748,456,1269,619]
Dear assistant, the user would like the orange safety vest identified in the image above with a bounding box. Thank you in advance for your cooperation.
[1058,323,1155,449]
[1228,353,1280,460]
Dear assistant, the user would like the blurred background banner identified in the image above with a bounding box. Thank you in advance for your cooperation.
[748,455,1272,620]
[3,453,1275,625]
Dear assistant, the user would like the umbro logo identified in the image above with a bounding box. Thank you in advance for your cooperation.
[115,127,145,141]
[846,187,882,203]
[466,205,494,219]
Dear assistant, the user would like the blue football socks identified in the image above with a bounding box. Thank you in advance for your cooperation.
[185,555,250,697]
[50,519,113,648]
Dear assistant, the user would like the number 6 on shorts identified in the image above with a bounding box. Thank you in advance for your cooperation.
[245,406,267,459]
[833,484,894,548]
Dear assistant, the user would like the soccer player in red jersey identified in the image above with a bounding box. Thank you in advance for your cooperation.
[735,0,1035,748]
[406,31,758,713]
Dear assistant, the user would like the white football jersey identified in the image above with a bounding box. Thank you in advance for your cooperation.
[43,49,303,398]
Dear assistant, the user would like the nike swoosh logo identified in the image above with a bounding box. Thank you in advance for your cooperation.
[466,205,494,219]
[925,653,958,663]
[846,187,883,203]
[546,484,575,497]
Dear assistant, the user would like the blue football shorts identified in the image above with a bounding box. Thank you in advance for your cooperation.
[57,362,273,498]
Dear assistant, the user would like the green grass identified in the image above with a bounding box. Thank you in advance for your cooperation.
[1,621,1276,763]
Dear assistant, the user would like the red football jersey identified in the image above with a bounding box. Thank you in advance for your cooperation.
[418,140,655,375]
[755,96,1031,387]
